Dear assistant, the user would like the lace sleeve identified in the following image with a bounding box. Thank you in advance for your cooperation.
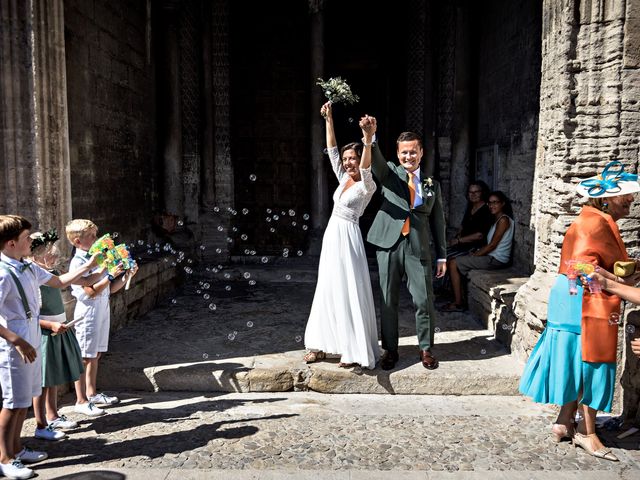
[360,165,377,194]
[327,146,345,181]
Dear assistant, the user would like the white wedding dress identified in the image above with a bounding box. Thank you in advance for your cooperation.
[304,146,380,369]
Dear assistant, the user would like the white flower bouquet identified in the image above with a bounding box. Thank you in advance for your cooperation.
[316,77,360,106]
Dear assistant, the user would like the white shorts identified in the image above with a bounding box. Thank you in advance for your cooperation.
[74,296,110,359]
[0,345,42,409]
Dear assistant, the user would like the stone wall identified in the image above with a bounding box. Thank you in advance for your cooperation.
[514,0,640,416]
[474,0,542,273]
[64,0,159,241]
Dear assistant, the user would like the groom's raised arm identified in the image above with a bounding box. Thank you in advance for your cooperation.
[360,115,389,182]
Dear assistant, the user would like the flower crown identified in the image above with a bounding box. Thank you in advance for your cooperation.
[30,228,60,251]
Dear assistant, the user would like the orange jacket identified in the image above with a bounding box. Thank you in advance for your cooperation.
[558,206,627,363]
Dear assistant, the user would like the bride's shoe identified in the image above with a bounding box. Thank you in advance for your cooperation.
[573,432,619,462]
[303,351,326,363]
[551,423,575,443]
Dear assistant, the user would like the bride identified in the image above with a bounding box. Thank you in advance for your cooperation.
[303,102,380,369]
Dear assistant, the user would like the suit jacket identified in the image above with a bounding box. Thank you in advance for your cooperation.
[558,206,628,363]
[366,142,446,261]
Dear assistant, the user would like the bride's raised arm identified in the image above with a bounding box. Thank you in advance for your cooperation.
[321,101,337,150]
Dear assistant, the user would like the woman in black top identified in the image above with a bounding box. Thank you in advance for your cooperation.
[447,180,493,258]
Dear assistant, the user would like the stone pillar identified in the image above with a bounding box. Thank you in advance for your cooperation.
[308,0,327,254]
[159,2,184,219]
[198,0,233,262]
[179,0,201,224]
[514,1,639,413]
[0,0,72,247]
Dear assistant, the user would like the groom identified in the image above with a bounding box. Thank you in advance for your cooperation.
[361,116,446,370]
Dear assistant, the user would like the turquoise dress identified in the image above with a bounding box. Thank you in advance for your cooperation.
[40,279,84,387]
[519,275,615,412]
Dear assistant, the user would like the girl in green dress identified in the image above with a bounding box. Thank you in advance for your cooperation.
[30,230,103,433]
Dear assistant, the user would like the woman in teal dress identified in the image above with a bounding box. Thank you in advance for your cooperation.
[520,161,640,461]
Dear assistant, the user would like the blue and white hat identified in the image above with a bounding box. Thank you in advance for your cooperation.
[576,161,640,198]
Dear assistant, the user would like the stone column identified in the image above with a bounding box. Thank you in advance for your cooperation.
[308,0,327,254]
[0,0,72,247]
[513,0,636,399]
[159,2,184,219]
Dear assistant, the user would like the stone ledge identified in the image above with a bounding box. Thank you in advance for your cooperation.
[467,268,530,353]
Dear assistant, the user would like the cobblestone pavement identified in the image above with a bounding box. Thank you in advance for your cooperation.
[21,391,640,479]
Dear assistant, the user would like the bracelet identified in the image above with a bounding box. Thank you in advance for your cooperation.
[107,274,115,282]
[362,138,373,147]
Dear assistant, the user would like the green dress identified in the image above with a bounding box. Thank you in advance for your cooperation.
[40,279,84,387]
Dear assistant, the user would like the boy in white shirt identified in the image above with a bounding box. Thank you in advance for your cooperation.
[0,215,97,479]
[66,219,137,416]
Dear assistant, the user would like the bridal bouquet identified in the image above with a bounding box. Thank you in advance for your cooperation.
[316,77,360,106]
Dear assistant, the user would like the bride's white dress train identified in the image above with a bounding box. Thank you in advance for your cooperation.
[304,146,380,369]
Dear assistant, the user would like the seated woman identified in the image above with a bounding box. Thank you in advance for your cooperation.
[447,180,493,258]
[443,191,514,312]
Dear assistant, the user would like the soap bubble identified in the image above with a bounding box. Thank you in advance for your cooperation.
[248,280,256,286]
[196,289,201,294]
[266,208,272,214]
[273,214,280,221]
[626,325,636,334]
[216,248,222,254]
[213,206,220,212]
[203,283,210,289]
[184,267,192,274]
[250,250,256,255]
[240,234,248,241]
[232,227,238,232]
[285,274,291,280]
[112,232,119,238]
[147,249,153,255]
[302,225,308,231]
[270,228,275,233]
[242,208,249,215]
[297,250,303,256]
[288,209,296,216]
[217,225,224,231]
[501,323,510,330]
[249,174,257,181]
[177,220,184,226]
[434,327,440,333]
[295,335,302,343]
[348,117,354,123]
[480,349,487,355]
[228,333,236,340]
[202,353,209,359]
[171,299,177,305]
[138,239,144,245]
[261,257,269,263]
[244,249,250,255]
[226,237,233,243]
[282,251,289,258]
[225,285,231,291]
[266,217,272,223]
[292,221,297,227]
[609,313,621,326]
[223,273,231,279]
[203,294,210,300]
[208,303,217,311]
[247,321,254,328]
[303,213,310,220]
[187,259,193,264]
[323,148,328,154]
[243,272,251,279]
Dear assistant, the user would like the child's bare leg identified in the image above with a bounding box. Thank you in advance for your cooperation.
[85,356,100,398]
[74,359,90,404]
[0,408,17,463]
[11,408,27,456]
[33,393,48,429]
[45,386,58,421]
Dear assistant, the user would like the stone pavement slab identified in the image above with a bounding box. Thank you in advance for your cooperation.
[20,392,640,479]
[98,264,523,395]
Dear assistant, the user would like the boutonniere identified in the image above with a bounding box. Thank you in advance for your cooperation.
[422,177,434,197]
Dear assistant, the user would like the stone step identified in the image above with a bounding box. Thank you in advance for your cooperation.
[100,271,525,395]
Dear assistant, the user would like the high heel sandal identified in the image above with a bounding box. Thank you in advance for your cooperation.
[572,432,619,462]
[551,423,575,443]
[303,351,326,363]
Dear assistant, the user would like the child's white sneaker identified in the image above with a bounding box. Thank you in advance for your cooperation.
[34,425,66,441]
[47,415,78,430]
[15,447,47,463]
[89,392,119,405]
[74,402,105,416]
[0,459,33,479]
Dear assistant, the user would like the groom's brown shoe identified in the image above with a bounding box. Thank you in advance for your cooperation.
[420,350,439,370]
[380,350,399,370]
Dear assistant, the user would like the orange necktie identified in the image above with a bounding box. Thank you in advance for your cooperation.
[401,172,415,236]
